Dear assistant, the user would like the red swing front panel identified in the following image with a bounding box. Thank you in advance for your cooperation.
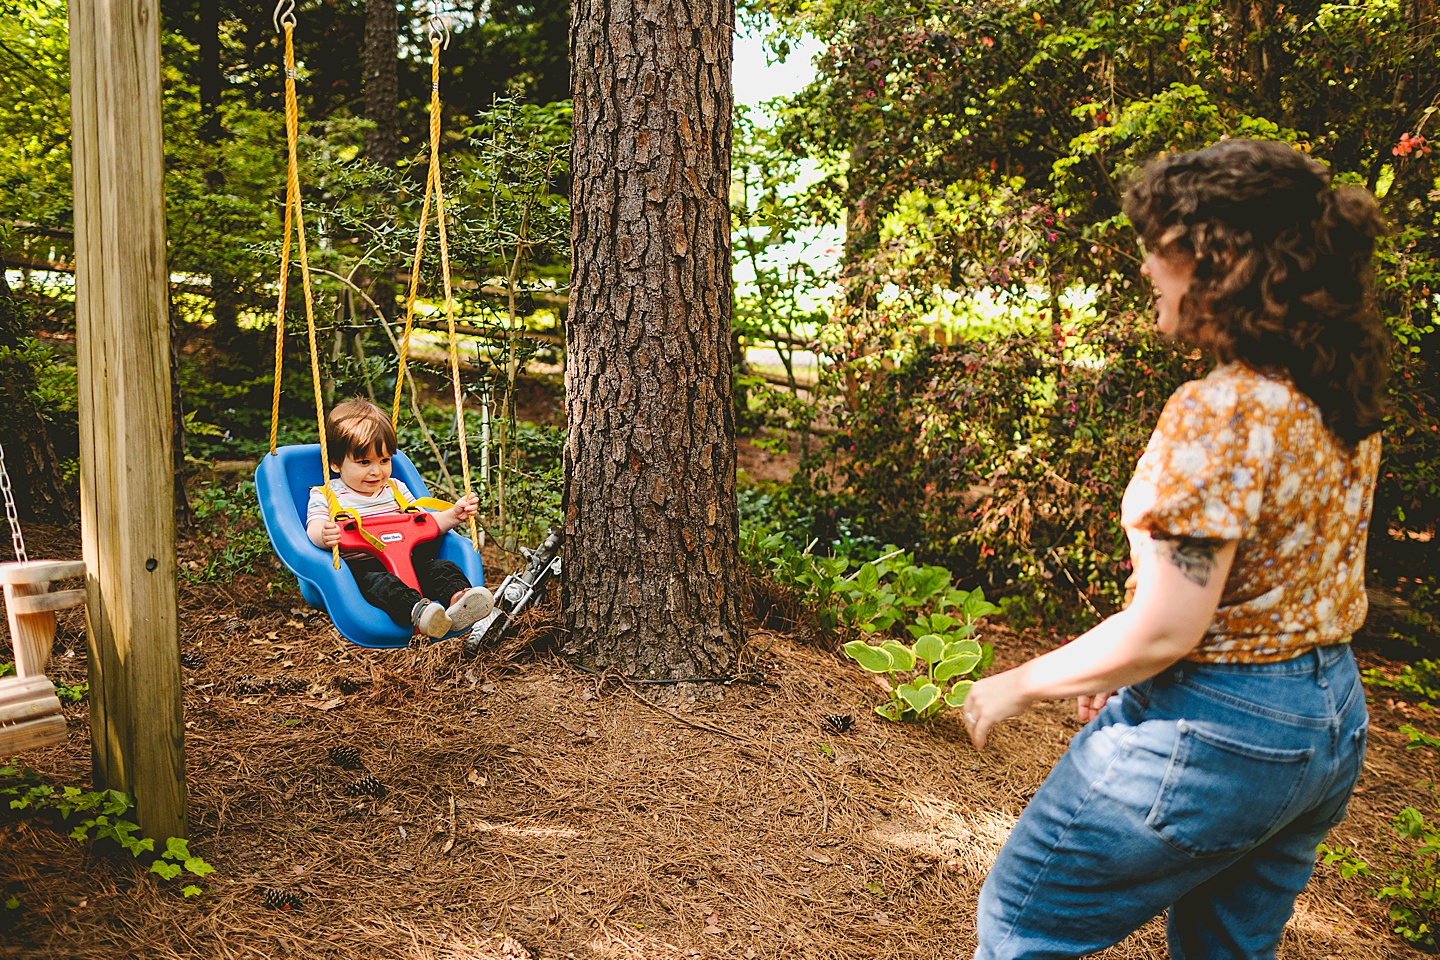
[336,511,443,590]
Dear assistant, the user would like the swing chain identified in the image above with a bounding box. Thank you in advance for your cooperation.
[0,441,28,565]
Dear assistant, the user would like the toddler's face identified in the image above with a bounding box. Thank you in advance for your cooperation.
[332,446,393,495]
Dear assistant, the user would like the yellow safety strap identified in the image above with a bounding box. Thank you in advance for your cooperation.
[387,479,454,515]
[270,12,342,569]
[386,32,479,552]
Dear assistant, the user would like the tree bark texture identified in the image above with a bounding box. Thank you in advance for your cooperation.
[565,0,743,678]
[362,0,399,168]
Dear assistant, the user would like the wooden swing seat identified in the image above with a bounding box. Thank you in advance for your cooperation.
[0,559,85,754]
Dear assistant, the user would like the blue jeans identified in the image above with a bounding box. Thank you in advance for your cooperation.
[975,643,1368,960]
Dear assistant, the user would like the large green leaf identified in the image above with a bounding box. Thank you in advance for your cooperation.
[899,682,941,715]
[842,641,894,674]
[945,680,975,708]
[912,633,946,665]
[934,653,981,683]
[856,562,879,592]
[943,638,982,661]
[881,640,916,672]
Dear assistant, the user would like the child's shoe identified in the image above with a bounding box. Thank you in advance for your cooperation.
[445,586,495,632]
[413,600,452,639]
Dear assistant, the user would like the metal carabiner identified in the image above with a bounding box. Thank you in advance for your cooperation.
[427,11,451,50]
[273,0,296,32]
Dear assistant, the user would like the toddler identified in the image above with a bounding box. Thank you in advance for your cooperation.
[306,399,493,638]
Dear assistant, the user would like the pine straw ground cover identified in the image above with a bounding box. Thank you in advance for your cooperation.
[0,519,1435,960]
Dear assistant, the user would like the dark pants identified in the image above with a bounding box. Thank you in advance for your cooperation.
[345,540,472,628]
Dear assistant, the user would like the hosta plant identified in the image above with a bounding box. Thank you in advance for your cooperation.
[842,581,998,722]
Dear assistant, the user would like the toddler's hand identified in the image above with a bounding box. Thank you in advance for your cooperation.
[452,492,479,522]
[319,520,341,548]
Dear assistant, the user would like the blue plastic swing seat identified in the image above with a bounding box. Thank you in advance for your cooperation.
[254,444,485,649]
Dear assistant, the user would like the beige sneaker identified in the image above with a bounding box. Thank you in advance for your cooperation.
[445,586,495,632]
[413,600,452,639]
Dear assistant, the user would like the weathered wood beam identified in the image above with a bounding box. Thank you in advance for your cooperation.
[69,0,187,840]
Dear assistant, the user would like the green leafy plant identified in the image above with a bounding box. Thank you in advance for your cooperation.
[1365,660,1440,703]
[1379,795,1440,948]
[148,837,215,897]
[0,764,214,898]
[842,574,998,722]
[1319,728,1440,948]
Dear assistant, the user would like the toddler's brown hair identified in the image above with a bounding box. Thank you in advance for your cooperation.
[325,399,398,470]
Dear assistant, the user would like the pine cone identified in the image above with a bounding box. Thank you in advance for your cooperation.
[332,675,362,695]
[344,774,386,799]
[262,888,303,911]
[234,675,269,695]
[824,714,854,734]
[180,652,206,671]
[238,603,262,620]
[327,744,362,770]
[270,675,306,695]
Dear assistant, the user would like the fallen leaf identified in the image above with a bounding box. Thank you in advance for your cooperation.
[804,848,833,865]
[305,697,346,711]
[467,769,487,787]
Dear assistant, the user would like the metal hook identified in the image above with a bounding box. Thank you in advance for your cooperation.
[273,0,296,32]
[427,10,451,49]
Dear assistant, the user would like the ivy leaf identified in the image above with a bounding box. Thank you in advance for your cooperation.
[184,857,215,878]
[164,837,191,861]
[151,861,183,881]
[181,885,203,898]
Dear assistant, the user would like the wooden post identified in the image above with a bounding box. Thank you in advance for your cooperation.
[69,0,188,839]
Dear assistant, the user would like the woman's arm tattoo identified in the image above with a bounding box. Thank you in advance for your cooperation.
[1155,536,1222,587]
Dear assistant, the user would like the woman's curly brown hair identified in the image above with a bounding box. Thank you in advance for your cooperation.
[1124,138,1391,445]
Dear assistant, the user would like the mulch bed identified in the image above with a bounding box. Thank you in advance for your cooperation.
[0,516,1435,960]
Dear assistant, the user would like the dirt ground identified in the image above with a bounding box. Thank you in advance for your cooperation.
[0,513,1436,960]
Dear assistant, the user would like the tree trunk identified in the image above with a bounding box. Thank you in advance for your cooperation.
[565,0,743,678]
[362,0,399,323]
[363,0,399,169]
[198,0,221,144]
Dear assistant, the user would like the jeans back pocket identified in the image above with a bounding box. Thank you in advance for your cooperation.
[1146,720,1313,857]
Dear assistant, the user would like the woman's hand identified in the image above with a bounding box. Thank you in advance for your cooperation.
[962,668,1035,751]
[1077,692,1113,723]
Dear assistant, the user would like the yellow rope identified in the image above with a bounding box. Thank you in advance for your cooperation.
[267,151,293,455]
[387,47,440,429]
[393,37,478,550]
[271,20,342,569]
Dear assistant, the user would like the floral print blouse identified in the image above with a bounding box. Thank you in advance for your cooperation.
[1121,363,1381,663]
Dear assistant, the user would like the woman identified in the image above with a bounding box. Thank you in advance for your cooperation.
[964,139,1390,959]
